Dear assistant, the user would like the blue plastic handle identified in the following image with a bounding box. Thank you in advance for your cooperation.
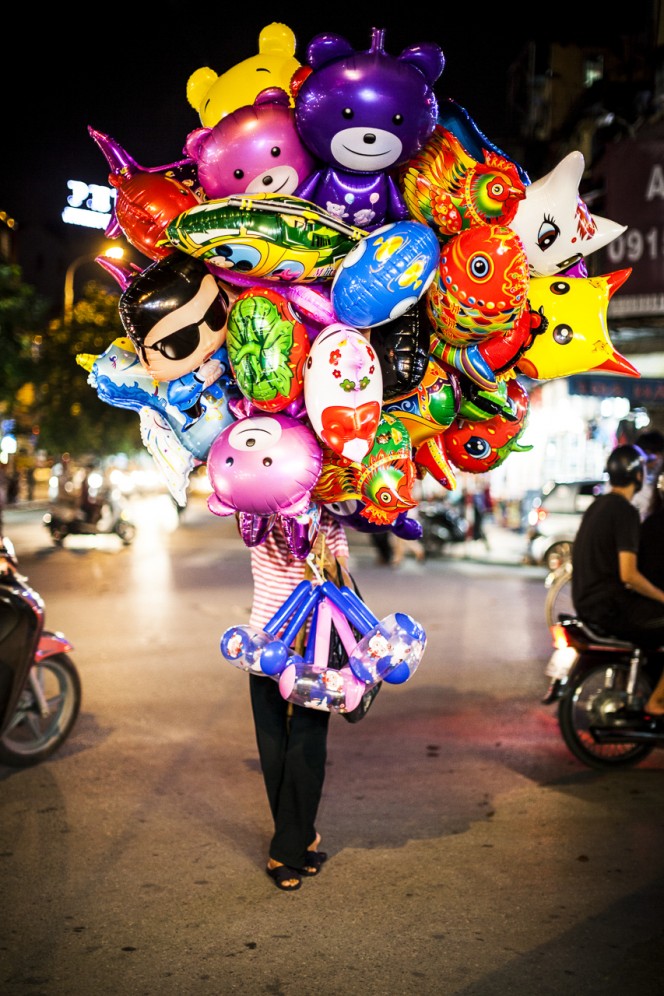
[321,581,373,634]
[264,579,313,636]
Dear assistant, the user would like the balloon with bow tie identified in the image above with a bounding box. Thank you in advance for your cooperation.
[303,324,383,463]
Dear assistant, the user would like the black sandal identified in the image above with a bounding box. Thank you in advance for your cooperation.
[266,864,302,891]
[301,850,328,876]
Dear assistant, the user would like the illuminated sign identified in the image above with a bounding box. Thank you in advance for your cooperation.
[62,180,116,229]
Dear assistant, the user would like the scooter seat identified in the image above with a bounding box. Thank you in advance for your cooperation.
[563,615,636,650]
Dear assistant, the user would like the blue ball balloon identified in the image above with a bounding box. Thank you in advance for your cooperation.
[331,221,439,329]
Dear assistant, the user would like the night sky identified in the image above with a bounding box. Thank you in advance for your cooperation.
[1,4,653,232]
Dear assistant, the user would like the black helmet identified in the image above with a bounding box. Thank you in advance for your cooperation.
[606,444,644,490]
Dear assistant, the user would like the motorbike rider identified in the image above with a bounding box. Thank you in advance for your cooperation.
[571,443,664,718]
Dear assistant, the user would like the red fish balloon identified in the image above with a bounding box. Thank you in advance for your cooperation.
[89,128,201,261]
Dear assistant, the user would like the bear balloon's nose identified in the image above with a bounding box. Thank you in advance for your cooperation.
[363,133,377,144]
[262,175,274,186]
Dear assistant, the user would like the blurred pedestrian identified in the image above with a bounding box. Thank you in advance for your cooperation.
[633,429,664,522]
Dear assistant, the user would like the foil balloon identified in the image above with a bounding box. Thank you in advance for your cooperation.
[227,286,310,412]
[313,412,417,526]
[516,270,640,381]
[186,22,301,127]
[161,193,367,283]
[76,337,238,459]
[294,27,444,229]
[425,224,530,388]
[371,298,435,401]
[443,378,533,474]
[436,98,530,185]
[116,255,233,403]
[88,127,201,261]
[399,124,526,242]
[237,501,321,559]
[325,500,423,541]
[331,220,439,329]
[213,270,336,327]
[509,150,627,277]
[206,412,323,518]
[77,338,238,504]
[184,88,316,200]
[303,324,383,462]
[383,356,460,449]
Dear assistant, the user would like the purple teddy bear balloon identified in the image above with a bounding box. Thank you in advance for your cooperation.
[294,27,444,230]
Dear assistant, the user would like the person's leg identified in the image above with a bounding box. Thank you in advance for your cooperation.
[249,675,330,876]
[249,674,289,823]
[268,701,330,869]
[614,594,664,714]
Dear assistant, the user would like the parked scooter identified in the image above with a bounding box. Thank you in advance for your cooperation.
[418,499,468,557]
[543,612,664,769]
[0,537,81,767]
[43,485,136,547]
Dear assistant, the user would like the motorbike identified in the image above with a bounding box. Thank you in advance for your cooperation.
[543,611,664,769]
[418,499,468,557]
[43,491,136,546]
[0,537,81,767]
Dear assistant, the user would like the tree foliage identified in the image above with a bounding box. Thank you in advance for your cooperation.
[31,280,141,458]
[0,264,49,406]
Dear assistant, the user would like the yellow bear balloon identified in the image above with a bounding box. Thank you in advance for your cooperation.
[186,23,301,127]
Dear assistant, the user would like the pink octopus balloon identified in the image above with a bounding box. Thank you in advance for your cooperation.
[206,413,323,517]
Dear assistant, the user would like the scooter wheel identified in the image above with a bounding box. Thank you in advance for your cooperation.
[0,653,82,767]
[558,661,655,770]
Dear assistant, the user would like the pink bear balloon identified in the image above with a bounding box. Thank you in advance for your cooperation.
[184,87,317,200]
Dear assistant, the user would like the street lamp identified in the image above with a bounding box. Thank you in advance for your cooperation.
[63,245,124,324]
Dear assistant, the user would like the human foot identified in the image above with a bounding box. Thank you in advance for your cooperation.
[266,860,302,891]
[301,834,328,877]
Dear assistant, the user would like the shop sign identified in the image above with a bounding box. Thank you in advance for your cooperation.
[568,374,664,403]
[600,139,664,317]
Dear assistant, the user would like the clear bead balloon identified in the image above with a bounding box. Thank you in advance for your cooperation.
[348,612,427,684]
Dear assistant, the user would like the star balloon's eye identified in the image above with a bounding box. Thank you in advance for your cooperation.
[553,324,573,345]
[551,281,570,296]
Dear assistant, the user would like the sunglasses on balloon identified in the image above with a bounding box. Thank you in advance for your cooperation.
[138,295,228,365]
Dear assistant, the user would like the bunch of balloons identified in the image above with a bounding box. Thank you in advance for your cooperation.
[77,21,639,710]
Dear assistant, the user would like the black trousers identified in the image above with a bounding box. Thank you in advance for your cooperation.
[599,590,664,649]
[249,674,330,870]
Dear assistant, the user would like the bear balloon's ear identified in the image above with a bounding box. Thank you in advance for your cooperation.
[398,43,445,85]
[184,128,211,161]
[254,86,291,108]
[306,32,355,70]
[187,67,218,111]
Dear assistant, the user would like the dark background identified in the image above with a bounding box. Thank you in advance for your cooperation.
[2,4,651,231]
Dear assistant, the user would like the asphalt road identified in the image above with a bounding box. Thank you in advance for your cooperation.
[1,497,663,996]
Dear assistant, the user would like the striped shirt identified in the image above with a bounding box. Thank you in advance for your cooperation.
[249,511,349,632]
